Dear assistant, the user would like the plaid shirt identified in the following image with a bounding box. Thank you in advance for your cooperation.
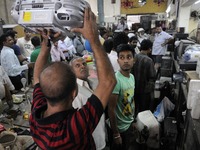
[131,52,156,94]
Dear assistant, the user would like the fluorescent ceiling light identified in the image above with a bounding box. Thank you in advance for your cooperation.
[195,0,200,4]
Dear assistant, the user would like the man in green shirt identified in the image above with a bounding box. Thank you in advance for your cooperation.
[108,44,136,150]
[30,36,51,62]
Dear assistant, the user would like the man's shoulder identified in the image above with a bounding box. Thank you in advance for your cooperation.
[139,54,153,63]
[17,37,24,42]
[2,47,12,54]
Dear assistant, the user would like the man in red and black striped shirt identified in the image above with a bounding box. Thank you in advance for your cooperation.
[29,7,116,150]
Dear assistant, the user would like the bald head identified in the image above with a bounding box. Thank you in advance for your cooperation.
[40,62,77,106]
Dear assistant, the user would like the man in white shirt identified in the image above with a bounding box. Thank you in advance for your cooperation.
[117,17,128,31]
[16,29,35,58]
[1,34,34,90]
[137,28,148,48]
[64,35,77,56]
[152,26,174,64]
[70,56,106,150]
[108,32,129,72]
[58,36,70,61]
[0,66,18,99]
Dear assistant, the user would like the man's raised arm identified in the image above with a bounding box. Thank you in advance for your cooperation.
[33,29,60,85]
[72,7,116,109]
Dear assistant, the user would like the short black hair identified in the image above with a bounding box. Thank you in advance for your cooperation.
[103,39,113,53]
[124,28,129,31]
[113,32,129,50]
[0,33,12,43]
[129,36,138,43]
[116,44,135,58]
[24,28,30,32]
[140,39,152,51]
[40,62,77,106]
[100,31,107,37]
[31,36,40,47]
[6,30,17,39]
[156,25,162,28]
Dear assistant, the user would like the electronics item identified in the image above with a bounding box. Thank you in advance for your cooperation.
[179,57,197,70]
[136,110,160,149]
[187,80,200,109]
[161,56,172,69]
[177,27,185,33]
[177,40,195,60]
[11,0,90,36]
[173,33,188,39]
[183,45,200,62]
[162,117,178,150]
[160,68,172,77]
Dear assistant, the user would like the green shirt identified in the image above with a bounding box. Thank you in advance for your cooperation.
[30,46,51,62]
[109,71,135,133]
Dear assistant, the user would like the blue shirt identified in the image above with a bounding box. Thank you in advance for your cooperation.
[12,44,21,56]
[152,31,172,55]
[85,39,92,52]
[1,46,28,77]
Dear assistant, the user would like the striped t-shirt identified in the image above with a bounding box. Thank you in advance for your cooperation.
[29,83,103,150]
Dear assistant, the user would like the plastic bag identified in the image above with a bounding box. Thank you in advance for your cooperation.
[154,97,175,122]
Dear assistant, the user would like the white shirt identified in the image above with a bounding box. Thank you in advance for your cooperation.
[108,50,120,72]
[137,34,148,47]
[50,43,65,62]
[117,23,128,31]
[64,36,76,55]
[0,66,15,99]
[152,31,172,55]
[1,46,28,77]
[16,37,35,58]
[58,40,69,58]
[73,78,106,150]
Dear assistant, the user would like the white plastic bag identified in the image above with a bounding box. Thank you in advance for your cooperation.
[154,97,175,122]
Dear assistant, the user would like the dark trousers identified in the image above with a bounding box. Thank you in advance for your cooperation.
[9,73,25,90]
[152,55,163,65]
[107,124,131,150]
[134,92,151,116]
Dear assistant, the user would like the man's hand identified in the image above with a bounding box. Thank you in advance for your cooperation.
[23,58,28,61]
[161,43,165,47]
[114,136,122,148]
[28,62,34,68]
[71,7,99,45]
[33,28,61,85]
[35,28,61,42]
[63,49,69,52]
[154,63,159,70]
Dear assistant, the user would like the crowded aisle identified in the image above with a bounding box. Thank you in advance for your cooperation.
[0,0,200,150]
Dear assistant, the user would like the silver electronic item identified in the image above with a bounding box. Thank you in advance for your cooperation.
[11,0,90,36]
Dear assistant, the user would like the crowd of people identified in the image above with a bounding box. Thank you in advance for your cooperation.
[0,8,174,150]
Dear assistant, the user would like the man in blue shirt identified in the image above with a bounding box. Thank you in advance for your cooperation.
[152,26,174,64]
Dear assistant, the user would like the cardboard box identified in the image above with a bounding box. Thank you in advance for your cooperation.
[186,71,200,90]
